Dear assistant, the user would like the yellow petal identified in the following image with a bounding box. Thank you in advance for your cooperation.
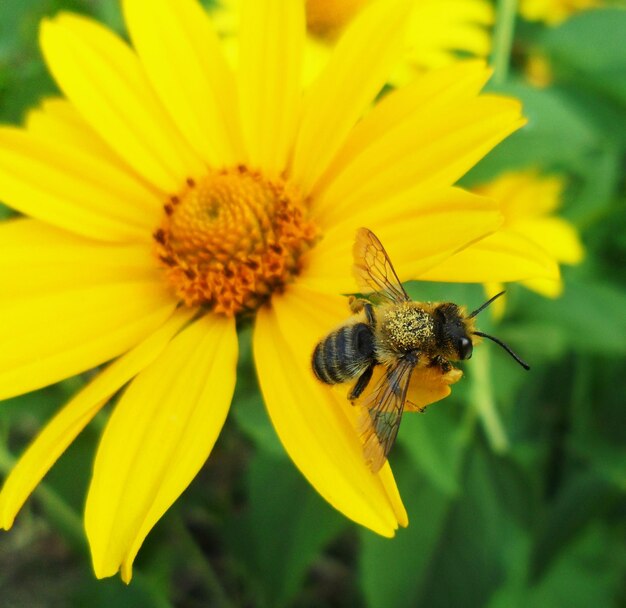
[0,218,159,298]
[300,187,501,294]
[406,366,462,412]
[354,364,461,415]
[85,315,237,581]
[0,126,159,242]
[0,308,194,530]
[238,0,304,174]
[405,0,494,67]
[26,98,156,181]
[314,60,492,202]
[254,284,407,536]
[0,280,177,400]
[475,170,565,219]
[514,217,584,265]
[123,0,243,168]
[521,277,564,298]
[40,13,204,193]
[314,94,525,226]
[291,0,411,195]
[418,230,561,283]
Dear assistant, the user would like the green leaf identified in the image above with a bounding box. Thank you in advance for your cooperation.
[496,322,568,364]
[231,326,285,457]
[226,451,346,608]
[467,83,599,183]
[541,8,626,106]
[71,573,174,608]
[398,406,470,496]
[529,472,618,581]
[359,454,453,608]
[527,278,626,354]
[415,444,533,608]
[527,524,626,607]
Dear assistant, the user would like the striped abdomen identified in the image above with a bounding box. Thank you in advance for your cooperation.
[312,322,376,385]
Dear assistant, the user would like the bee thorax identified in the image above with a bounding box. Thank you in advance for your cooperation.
[380,304,434,352]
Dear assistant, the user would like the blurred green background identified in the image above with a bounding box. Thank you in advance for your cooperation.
[1,1,625,607]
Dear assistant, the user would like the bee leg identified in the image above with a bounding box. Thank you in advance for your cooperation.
[429,355,451,374]
[349,364,375,401]
[363,302,376,325]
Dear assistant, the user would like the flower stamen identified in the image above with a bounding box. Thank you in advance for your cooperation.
[154,167,317,315]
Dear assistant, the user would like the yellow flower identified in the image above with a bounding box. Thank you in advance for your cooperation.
[519,0,603,24]
[0,0,546,582]
[214,0,494,84]
[480,170,584,308]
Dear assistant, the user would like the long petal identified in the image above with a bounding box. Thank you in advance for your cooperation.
[85,315,237,582]
[123,0,243,168]
[0,279,177,400]
[0,218,158,298]
[26,97,163,203]
[475,170,565,220]
[314,95,525,226]
[291,0,411,195]
[314,60,492,202]
[238,0,304,174]
[40,13,204,193]
[521,277,563,298]
[254,284,407,536]
[299,187,501,294]
[0,308,194,530]
[417,230,561,283]
[0,126,159,242]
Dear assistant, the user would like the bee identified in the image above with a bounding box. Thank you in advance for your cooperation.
[312,228,529,472]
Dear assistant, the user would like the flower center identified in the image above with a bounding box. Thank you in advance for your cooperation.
[154,167,317,316]
[305,0,369,40]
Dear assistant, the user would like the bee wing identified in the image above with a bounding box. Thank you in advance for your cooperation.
[358,357,416,473]
[353,227,410,305]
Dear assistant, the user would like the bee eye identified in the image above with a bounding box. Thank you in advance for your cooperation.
[457,337,473,360]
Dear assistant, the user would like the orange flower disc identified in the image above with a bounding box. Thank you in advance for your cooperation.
[154,167,317,315]
[305,0,368,39]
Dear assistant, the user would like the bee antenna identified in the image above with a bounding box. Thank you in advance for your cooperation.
[472,331,530,370]
[468,291,506,319]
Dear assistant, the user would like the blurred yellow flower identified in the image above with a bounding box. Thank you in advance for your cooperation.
[519,0,602,24]
[525,52,555,87]
[476,170,584,308]
[0,0,550,583]
[214,0,494,84]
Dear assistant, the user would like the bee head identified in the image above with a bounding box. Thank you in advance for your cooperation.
[433,303,474,361]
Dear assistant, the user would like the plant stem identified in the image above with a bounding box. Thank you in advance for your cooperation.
[492,0,519,85]
[470,348,509,453]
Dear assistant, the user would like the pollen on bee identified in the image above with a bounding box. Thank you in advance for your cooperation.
[382,304,434,351]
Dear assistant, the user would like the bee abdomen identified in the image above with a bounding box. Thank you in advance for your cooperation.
[312,323,375,385]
